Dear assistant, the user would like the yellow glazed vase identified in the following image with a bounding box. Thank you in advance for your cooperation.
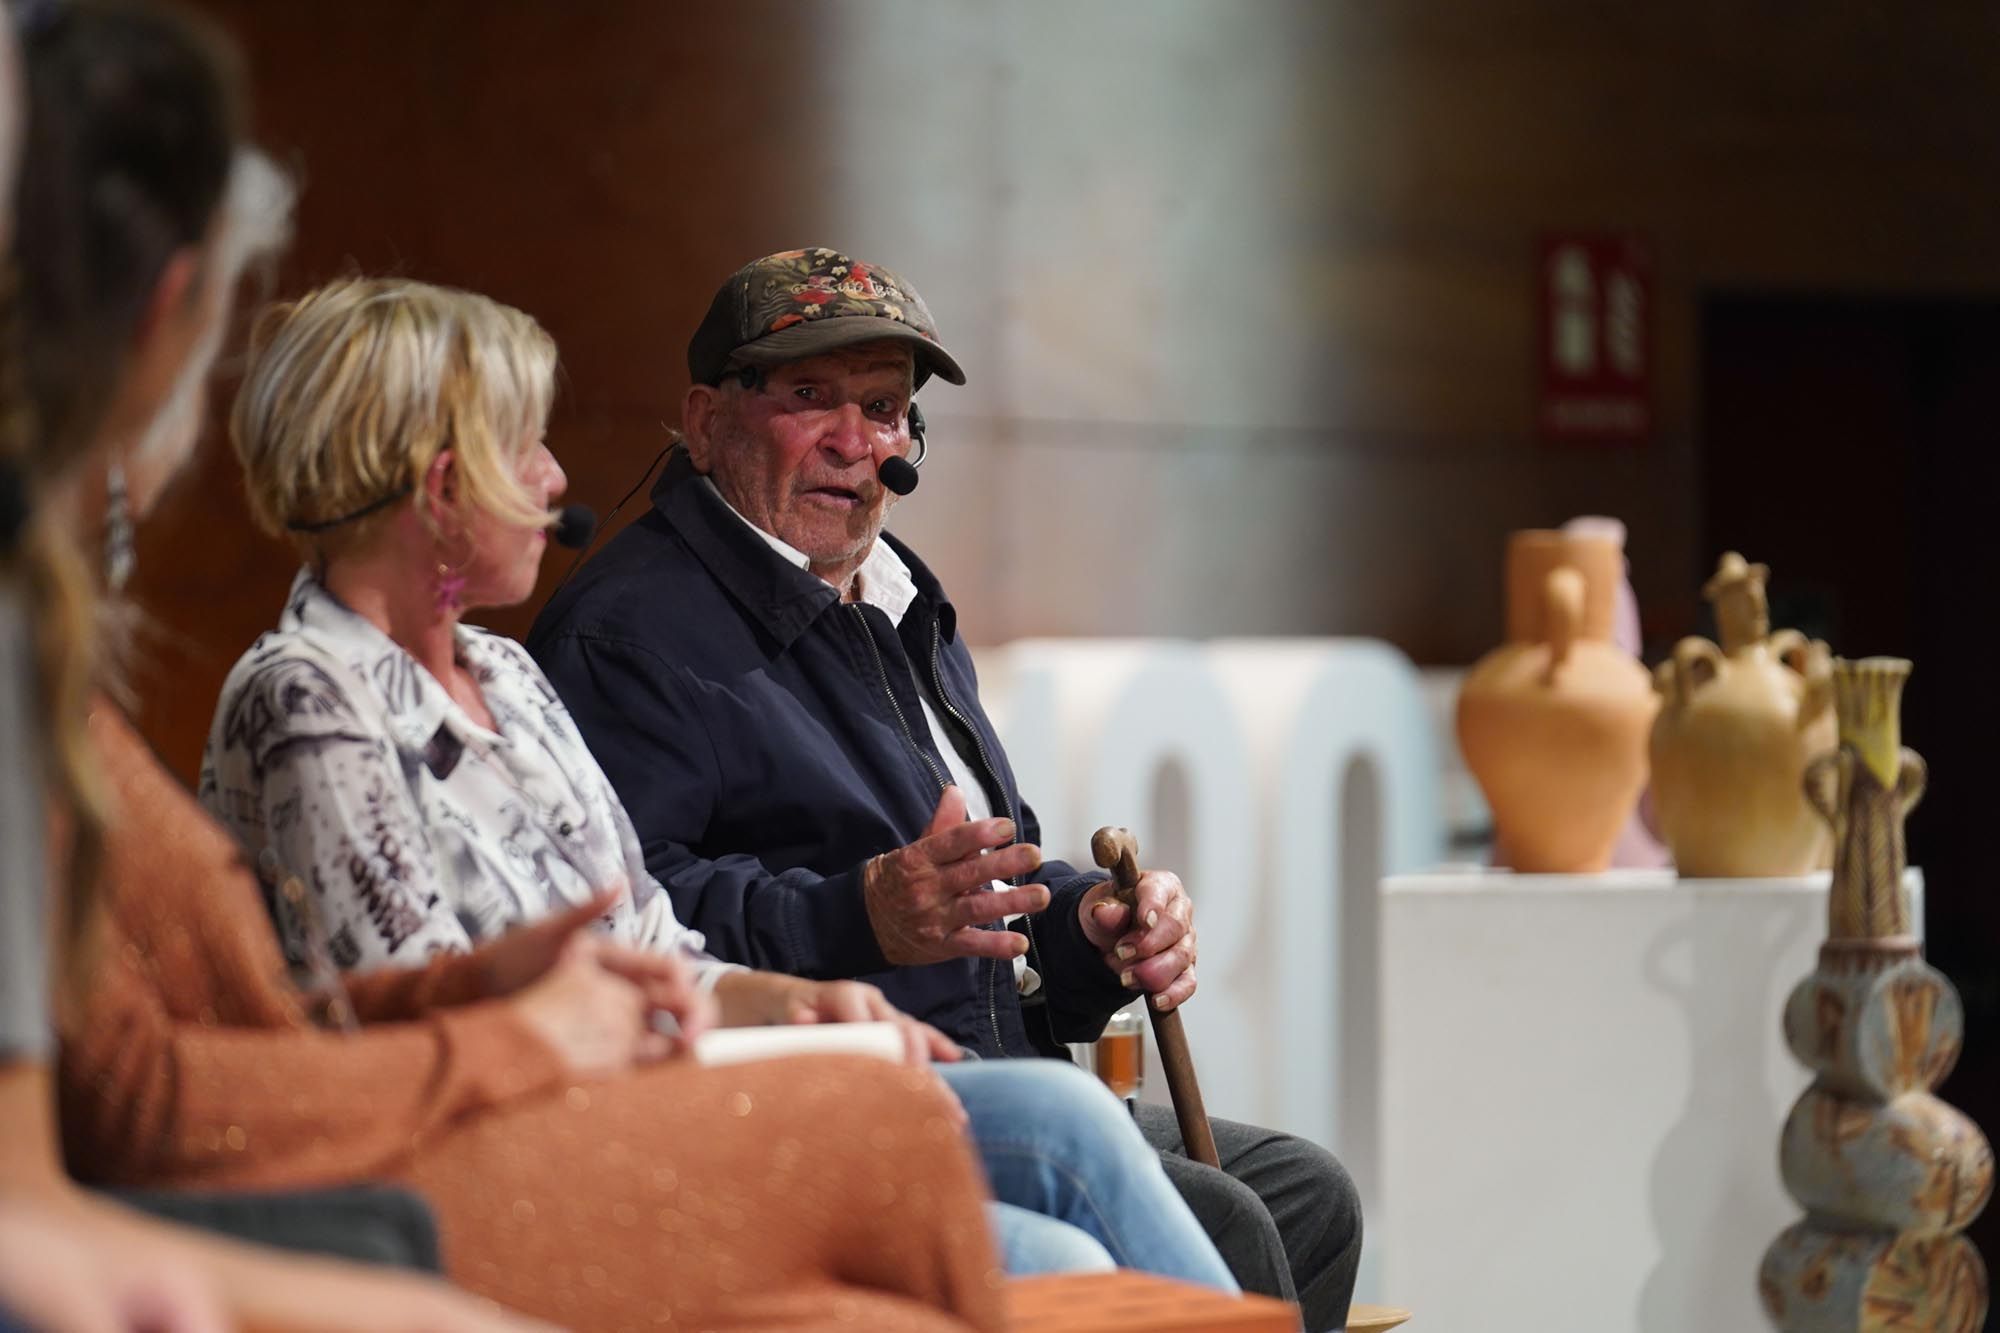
[1457,529,1657,873]
[1651,553,1837,878]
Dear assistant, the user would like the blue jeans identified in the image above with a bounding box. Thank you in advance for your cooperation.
[986,1201,1114,1275]
[940,1058,1237,1291]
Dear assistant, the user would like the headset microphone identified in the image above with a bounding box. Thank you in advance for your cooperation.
[552,504,598,550]
[878,456,919,496]
[878,401,926,496]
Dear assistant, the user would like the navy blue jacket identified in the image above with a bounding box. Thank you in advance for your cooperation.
[526,454,1128,1059]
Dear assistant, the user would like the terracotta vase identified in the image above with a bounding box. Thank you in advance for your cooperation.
[1650,553,1837,877]
[1759,658,1991,1332]
[1456,529,1657,873]
[1565,515,1671,868]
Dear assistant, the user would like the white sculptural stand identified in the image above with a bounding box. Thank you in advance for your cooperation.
[1378,867,1923,1333]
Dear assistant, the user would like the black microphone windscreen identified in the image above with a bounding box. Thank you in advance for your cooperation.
[878,456,919,496]
[553,504,598,550]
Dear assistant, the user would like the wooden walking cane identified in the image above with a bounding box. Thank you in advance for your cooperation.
[1090,826,1221,1169]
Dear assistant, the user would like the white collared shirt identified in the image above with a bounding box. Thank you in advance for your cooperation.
[701,479,1042,995]
[202,571,734,987]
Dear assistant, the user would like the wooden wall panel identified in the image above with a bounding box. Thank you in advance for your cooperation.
[132,2,839,777]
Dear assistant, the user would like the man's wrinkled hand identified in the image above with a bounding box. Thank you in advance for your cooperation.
[1077,868,1198,1012]
[863,785,1051,965]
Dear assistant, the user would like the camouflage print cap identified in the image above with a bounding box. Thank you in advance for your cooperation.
[687,247,966,390]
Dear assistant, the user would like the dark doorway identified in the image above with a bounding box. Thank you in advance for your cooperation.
[1702,293,2000,1295]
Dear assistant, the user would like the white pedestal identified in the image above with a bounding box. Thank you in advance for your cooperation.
[1378,867,1922,1333]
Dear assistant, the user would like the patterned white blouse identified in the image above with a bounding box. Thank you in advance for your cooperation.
[201,571,732,984]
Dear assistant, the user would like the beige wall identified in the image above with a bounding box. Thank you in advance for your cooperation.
[820,2,2000,661]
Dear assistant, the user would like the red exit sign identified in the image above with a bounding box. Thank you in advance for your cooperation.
[1539,233,1652,443]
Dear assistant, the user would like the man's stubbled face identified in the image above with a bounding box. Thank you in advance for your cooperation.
[703,342,916,588]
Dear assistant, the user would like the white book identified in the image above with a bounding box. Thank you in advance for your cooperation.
[691,1020,907,1069]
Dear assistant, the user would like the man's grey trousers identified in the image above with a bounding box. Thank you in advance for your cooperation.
[1134,1103,1363,1333]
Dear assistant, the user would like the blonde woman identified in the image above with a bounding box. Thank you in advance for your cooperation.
[201,275,1238,1291]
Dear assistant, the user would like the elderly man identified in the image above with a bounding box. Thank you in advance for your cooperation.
[528,248,1361,1328]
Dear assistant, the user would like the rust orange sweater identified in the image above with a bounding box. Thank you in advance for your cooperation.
[59,709,1004,1332]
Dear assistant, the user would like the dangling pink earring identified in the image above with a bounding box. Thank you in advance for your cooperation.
[433,557,468,614]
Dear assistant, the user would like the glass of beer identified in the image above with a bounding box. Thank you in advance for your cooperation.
[1093,1004,1146,1108]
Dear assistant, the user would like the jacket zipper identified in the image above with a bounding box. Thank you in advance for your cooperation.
[930,622,1035,1058]
[854,607,1009,1055]
[851,605,947,792]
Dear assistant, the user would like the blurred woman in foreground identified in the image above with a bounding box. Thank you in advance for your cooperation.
[0,1,547,1328]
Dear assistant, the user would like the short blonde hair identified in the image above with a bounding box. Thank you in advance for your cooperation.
[231,276,556,557]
